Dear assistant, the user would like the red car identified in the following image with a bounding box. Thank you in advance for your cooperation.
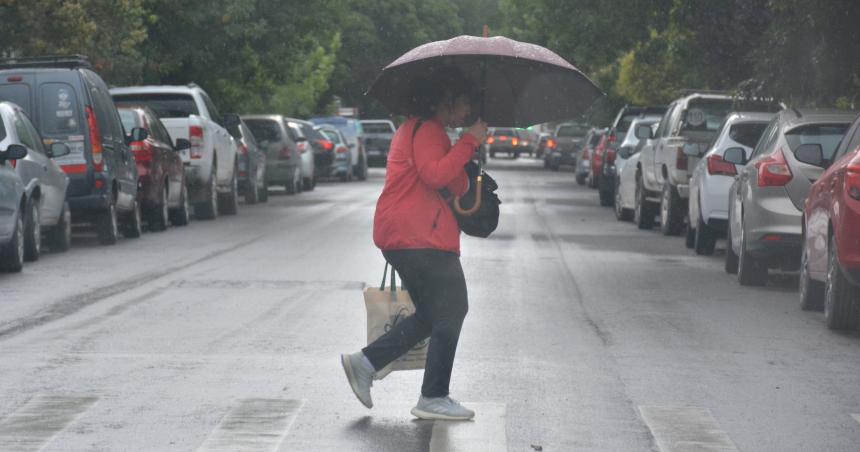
[118,106,191,230]
[589,133,611,189]
[799,113,860,329]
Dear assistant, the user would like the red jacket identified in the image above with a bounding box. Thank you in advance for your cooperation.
[373,117,478,255]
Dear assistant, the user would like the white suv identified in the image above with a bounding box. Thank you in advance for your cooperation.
[111,84,240,219]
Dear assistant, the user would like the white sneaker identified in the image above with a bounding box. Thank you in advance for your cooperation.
[340,352,374,408]
[411,395,475,420]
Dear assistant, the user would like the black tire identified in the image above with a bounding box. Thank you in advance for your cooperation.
[98,200,119,245]
[171,183,191,227]
[355,154,368,181]
[196,167,219,220]
[0,210,24,272]
[490,151,496,159]
[303,177,314,191]
[659,181,684,236]
[598,175,613,207]
[634,175,655,230]
[725,223,739,274]
[824,236,859,330]
[150,183,170,232]
[694,212,717,255]
[685,216,696,249]
[245,172,259,205]
[737,221,767,286]
[799,240,825,311]
[576,173,587,186]
[23,198,40,262]
[219,166,239,215]
[47,201,71,252]
[258,175,269,203]
[121,200,143,239]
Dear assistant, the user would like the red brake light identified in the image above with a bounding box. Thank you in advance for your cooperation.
[85,106,103,172]
[675,146,688,171]
[189,126,204,159]
[487,137,495,144]
[707,154,737,176]
[547,139,556,148]
[846,152,860,200]
[757,148,793,187]
[606,148,616,164]
[608,134,616,144]
[498,136,507,141]
[7,76,22,82]
[130,141,152,163]
[318,139,333,151]
[9,160,16,168]
[335,146,348,154]
[238,143,248,156]
[512,138,519,146]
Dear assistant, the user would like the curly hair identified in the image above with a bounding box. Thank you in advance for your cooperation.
[406,66,479,119]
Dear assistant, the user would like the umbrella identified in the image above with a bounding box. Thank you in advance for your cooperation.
[366,35,604,127]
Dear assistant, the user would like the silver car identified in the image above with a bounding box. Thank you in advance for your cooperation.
[724,109,856,286]
[0,102,71,260]
[243,115,303,195]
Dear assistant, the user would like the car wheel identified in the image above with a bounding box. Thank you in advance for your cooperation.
[737,221,767,286]
[171,183,191,226]
[724,220,739,274]
[121,199,143,239]
[0,210,24,272]
[490,151,496,159]
[196,166,219,220]
[303,177,314,191]
[694,211,716,255]
[634,175,654,230]
[824,235,859,330]
[576,173,587,185]
[660,181,684,236]
[799,240,825,311]
[245,171,259,205]
[47,201,72,252]
[98,200,119,245]
[357,154,368,181]
[151,183,170,232]
[684,216,696,249]
[219,165,239,215]
[258,172,269,203]
[598,175,613,207]
[23,198,41,262]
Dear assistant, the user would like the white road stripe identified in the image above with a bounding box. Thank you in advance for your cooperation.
[851,414,860,425]
[198,398,303,452]
[429,403,507,452]
[639,406,738,452]
[0,395,98,452]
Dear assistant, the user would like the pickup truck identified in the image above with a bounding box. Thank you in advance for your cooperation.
[111,84,240,219]
[634,92,779,234]
[359,119,396,167]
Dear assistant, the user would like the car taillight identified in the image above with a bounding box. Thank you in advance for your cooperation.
[547,139,556,148]
[279,146,292,159]
[707,154,737,176]
[9,160,16,168]
[512,138,519,146]
[335,146,348,154]
[238,143,248,156]
[85,106,103,172]
[675,146,687,171]
[608,134,616,144]
[606,148,616,164]
[130,141,152,163]
[846,153,860,200]
[189,126,204,159]
[487,137,494,144]
[297,142,308,154]
[318,139,333,151]
[757,148,793,187]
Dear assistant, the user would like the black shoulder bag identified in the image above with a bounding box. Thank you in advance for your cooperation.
[413,121,501,238]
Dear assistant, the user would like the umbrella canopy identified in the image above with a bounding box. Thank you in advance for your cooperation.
[366,35,604,127]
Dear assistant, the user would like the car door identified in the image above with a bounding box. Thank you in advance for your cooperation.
[201,93,234,181]
[737,119,780,234]
[148,110,183,206]
[16,109,66,225]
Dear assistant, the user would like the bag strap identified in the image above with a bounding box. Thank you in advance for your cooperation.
[380,262,398,294]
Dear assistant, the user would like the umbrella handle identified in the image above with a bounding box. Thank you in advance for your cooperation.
[454,176,482,216]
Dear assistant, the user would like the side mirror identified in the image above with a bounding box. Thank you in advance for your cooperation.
[49,142,71,158]
[682,143,702,157]
[174,138,191,151]
[129,127,149,143]
[723,147,747,165]
[635,125,652,139]
[795,143,825,167]
[222,113,241,130]
[1,143,28,161]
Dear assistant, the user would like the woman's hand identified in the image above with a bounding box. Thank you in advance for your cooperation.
[465,119,488,143]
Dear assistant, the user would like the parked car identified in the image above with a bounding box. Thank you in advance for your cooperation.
[547,123,588,171]
[635,92,781,234]
[315,125,353,179]
[295,120,336,186]
[798,112,860,329]
[723,108,855,286]
[686,112,773,254]
[520,128,539,157]
[1,101,72,257]
[589,133,611,189]
[0,140,28,272]
[537,132,556,160]
[615,148,644,222]
[284,118,318,191]
[576,128,606,185]
[243,115,303,193]
[111,83,240,219]
[225,115,267,204]
[487,128,525,158]
[612,117,660,220]
[0,56,143,245]
[360,119,396,167]
[117,105,191,230]
[310,116,368,181]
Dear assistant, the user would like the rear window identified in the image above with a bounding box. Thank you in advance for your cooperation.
[729,122,768,148]
[0,115,6,141]
[556,124,588,137]
[113,93,199,118]
[617,115,641,133]
[319,129,341,144]
[589,134,603,146]
[362,122,394,134]
[786,123,850,161]
[682,99,734,133]
[118,109,141,133]
[244,119,283,143]
[0,84,32,114]
[39,83,82,135]
[493,128,515,136]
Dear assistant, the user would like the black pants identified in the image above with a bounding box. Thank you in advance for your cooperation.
[362,249,469,398]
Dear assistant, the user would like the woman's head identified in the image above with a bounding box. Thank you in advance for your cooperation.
[408,66,479,127]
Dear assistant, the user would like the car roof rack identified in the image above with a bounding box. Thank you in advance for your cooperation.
[0,54,92,70]
[678,89,733,96]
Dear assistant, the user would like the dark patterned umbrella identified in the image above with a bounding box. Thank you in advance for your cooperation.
[366,35,603,127]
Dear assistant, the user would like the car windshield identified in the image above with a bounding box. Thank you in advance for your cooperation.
[244,119,283,143]
[362,122,394,134]
[785,123,850,160]
[729,122,769,148]
[117,109,141,133]
[39,82,82,135]
[556,124,588,137]
[113,93,199,118]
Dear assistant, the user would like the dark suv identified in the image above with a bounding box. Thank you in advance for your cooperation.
[0,56,144,244]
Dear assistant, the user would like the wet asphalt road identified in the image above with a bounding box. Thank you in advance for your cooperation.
[2,158,860,451]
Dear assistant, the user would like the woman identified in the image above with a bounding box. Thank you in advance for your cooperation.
[341,67,488,420]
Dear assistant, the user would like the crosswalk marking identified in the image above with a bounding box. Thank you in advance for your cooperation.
[428,403,507,452]
[0,395,98,452]
[639,406,738,452]
[198,398,304,452]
